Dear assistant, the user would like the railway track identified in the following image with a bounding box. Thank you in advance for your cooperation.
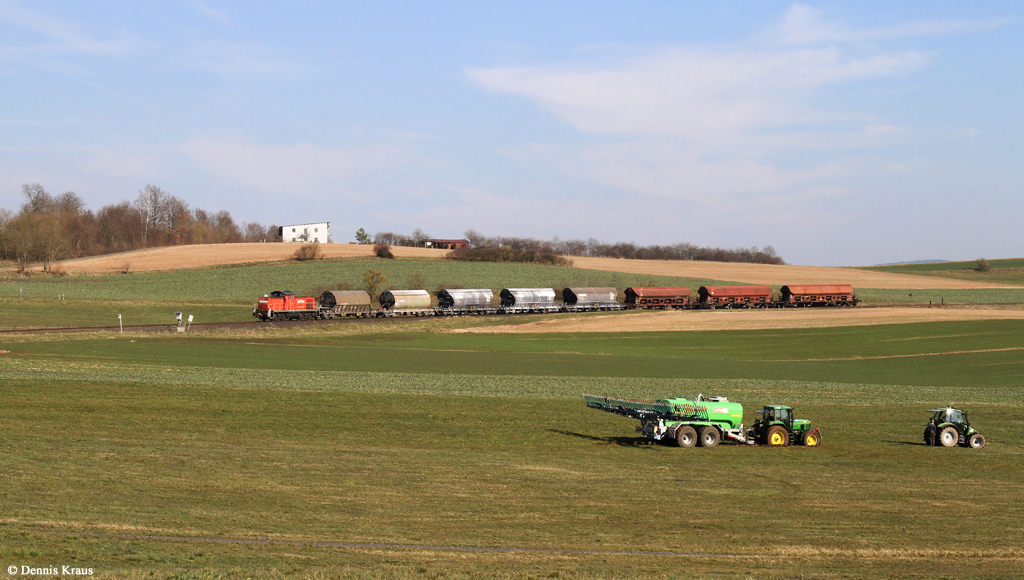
[2,302,1013,336]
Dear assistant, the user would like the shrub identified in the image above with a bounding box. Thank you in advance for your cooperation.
[362,269,388,303]
[447,246,572,266]
[293,242,322,261]
[405,271,428,290]
[976,258,991,272]
[375,244,394,259]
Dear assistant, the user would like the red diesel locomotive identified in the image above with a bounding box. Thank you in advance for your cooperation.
[253,290,318,321]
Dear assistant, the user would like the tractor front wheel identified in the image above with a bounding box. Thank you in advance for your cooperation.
[802,429,821,447]
[676,426,697,448]
[698,426,719,448]
[968,433,986,449]
[939,426,959,447]
[766,425,789,446]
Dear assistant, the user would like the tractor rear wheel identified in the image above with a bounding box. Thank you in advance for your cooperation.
[676,426,697,448]
[766,425,789,446]
[801,429,821,447]
[968,433,986,449]
[698,426,719,448]
[939,426,959,447]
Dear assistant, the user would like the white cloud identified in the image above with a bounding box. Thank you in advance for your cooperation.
[179,138,404,200]
[469,45,928,144]
[775,3,1009,45]
[465,3,999,203]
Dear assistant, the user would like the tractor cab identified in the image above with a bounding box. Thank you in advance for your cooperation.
[748,405,819,447]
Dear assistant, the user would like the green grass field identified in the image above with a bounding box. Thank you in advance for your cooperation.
[0,258,733,302]
[859,258,1024,286]
[2,317,1023,579]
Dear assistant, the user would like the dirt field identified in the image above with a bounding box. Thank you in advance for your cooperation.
[29,243,443,274]
[570,256,1018,289]
[454,306,1024,334]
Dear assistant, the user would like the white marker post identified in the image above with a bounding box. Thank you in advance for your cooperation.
[118,313,122,332]
[187,314,193,331]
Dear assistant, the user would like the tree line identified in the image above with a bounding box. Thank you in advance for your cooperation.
[0,183,279,272]
[356,228,785,265]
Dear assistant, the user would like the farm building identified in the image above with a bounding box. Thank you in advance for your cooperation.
[424,238,470,249]
[280,222,330,243]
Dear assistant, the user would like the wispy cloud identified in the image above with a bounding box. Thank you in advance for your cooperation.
[0,1,143,59]
[774,3,1010,45]
[467,3,997,202]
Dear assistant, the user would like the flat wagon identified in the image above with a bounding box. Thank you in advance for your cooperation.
[318,290,372,318]
[437,289,495,313]
[624,286,691,309]
[563,287,622,311]
[378,289,434,316]
[780,284,857,306]
[500,288,558,312]
[697,285,773,308]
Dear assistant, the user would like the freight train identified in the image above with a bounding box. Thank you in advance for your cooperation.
[253,284,857,321]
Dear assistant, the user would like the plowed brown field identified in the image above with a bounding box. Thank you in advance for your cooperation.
[570,257,1016,289]
[34,243,443,274]
[454,306,1024,334]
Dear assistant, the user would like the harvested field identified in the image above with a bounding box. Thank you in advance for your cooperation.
[455,306,1024,334]
[29,243,443,274]
[570,256,1020,289]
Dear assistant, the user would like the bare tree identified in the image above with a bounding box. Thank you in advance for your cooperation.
[135,184,167,245]
[21,183,55,214]
[362,269,388,303]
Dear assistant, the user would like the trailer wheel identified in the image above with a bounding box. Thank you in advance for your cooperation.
[968,433,986,449]
[698,426,719,448]
[939,426,959,447]
[766,425,789,446]
[802,429,821,447]
[675,426,697,448]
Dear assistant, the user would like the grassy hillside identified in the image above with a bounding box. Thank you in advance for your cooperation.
[862,257,1024,285]
[0,258,734,302]
[2,319,1022,578]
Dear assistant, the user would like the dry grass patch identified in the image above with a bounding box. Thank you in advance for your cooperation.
[455,306,1024,334]
[570,256,1021,289]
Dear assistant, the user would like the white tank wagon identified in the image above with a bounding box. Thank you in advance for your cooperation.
[562,287,623,311]
[437,289,495,313]
[378,289,434,316]
[499,288,558,312]
[318,290,372,318]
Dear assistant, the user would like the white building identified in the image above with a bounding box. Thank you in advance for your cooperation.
[280,222,330,243]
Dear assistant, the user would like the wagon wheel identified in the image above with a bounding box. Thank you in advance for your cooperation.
[766,425,789,446]
[676,426,697,448]
[698,426,719,448]
[938,426,959,447]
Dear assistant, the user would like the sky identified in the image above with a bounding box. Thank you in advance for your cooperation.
[0,1,1021,266]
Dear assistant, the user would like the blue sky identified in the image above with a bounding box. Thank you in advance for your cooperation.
[1,1,1021,266]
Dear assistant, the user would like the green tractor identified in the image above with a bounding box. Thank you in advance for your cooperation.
[747,405,821,447]
[925,407,986,449]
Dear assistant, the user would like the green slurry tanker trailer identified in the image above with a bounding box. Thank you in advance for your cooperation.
[584,393,821,447]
